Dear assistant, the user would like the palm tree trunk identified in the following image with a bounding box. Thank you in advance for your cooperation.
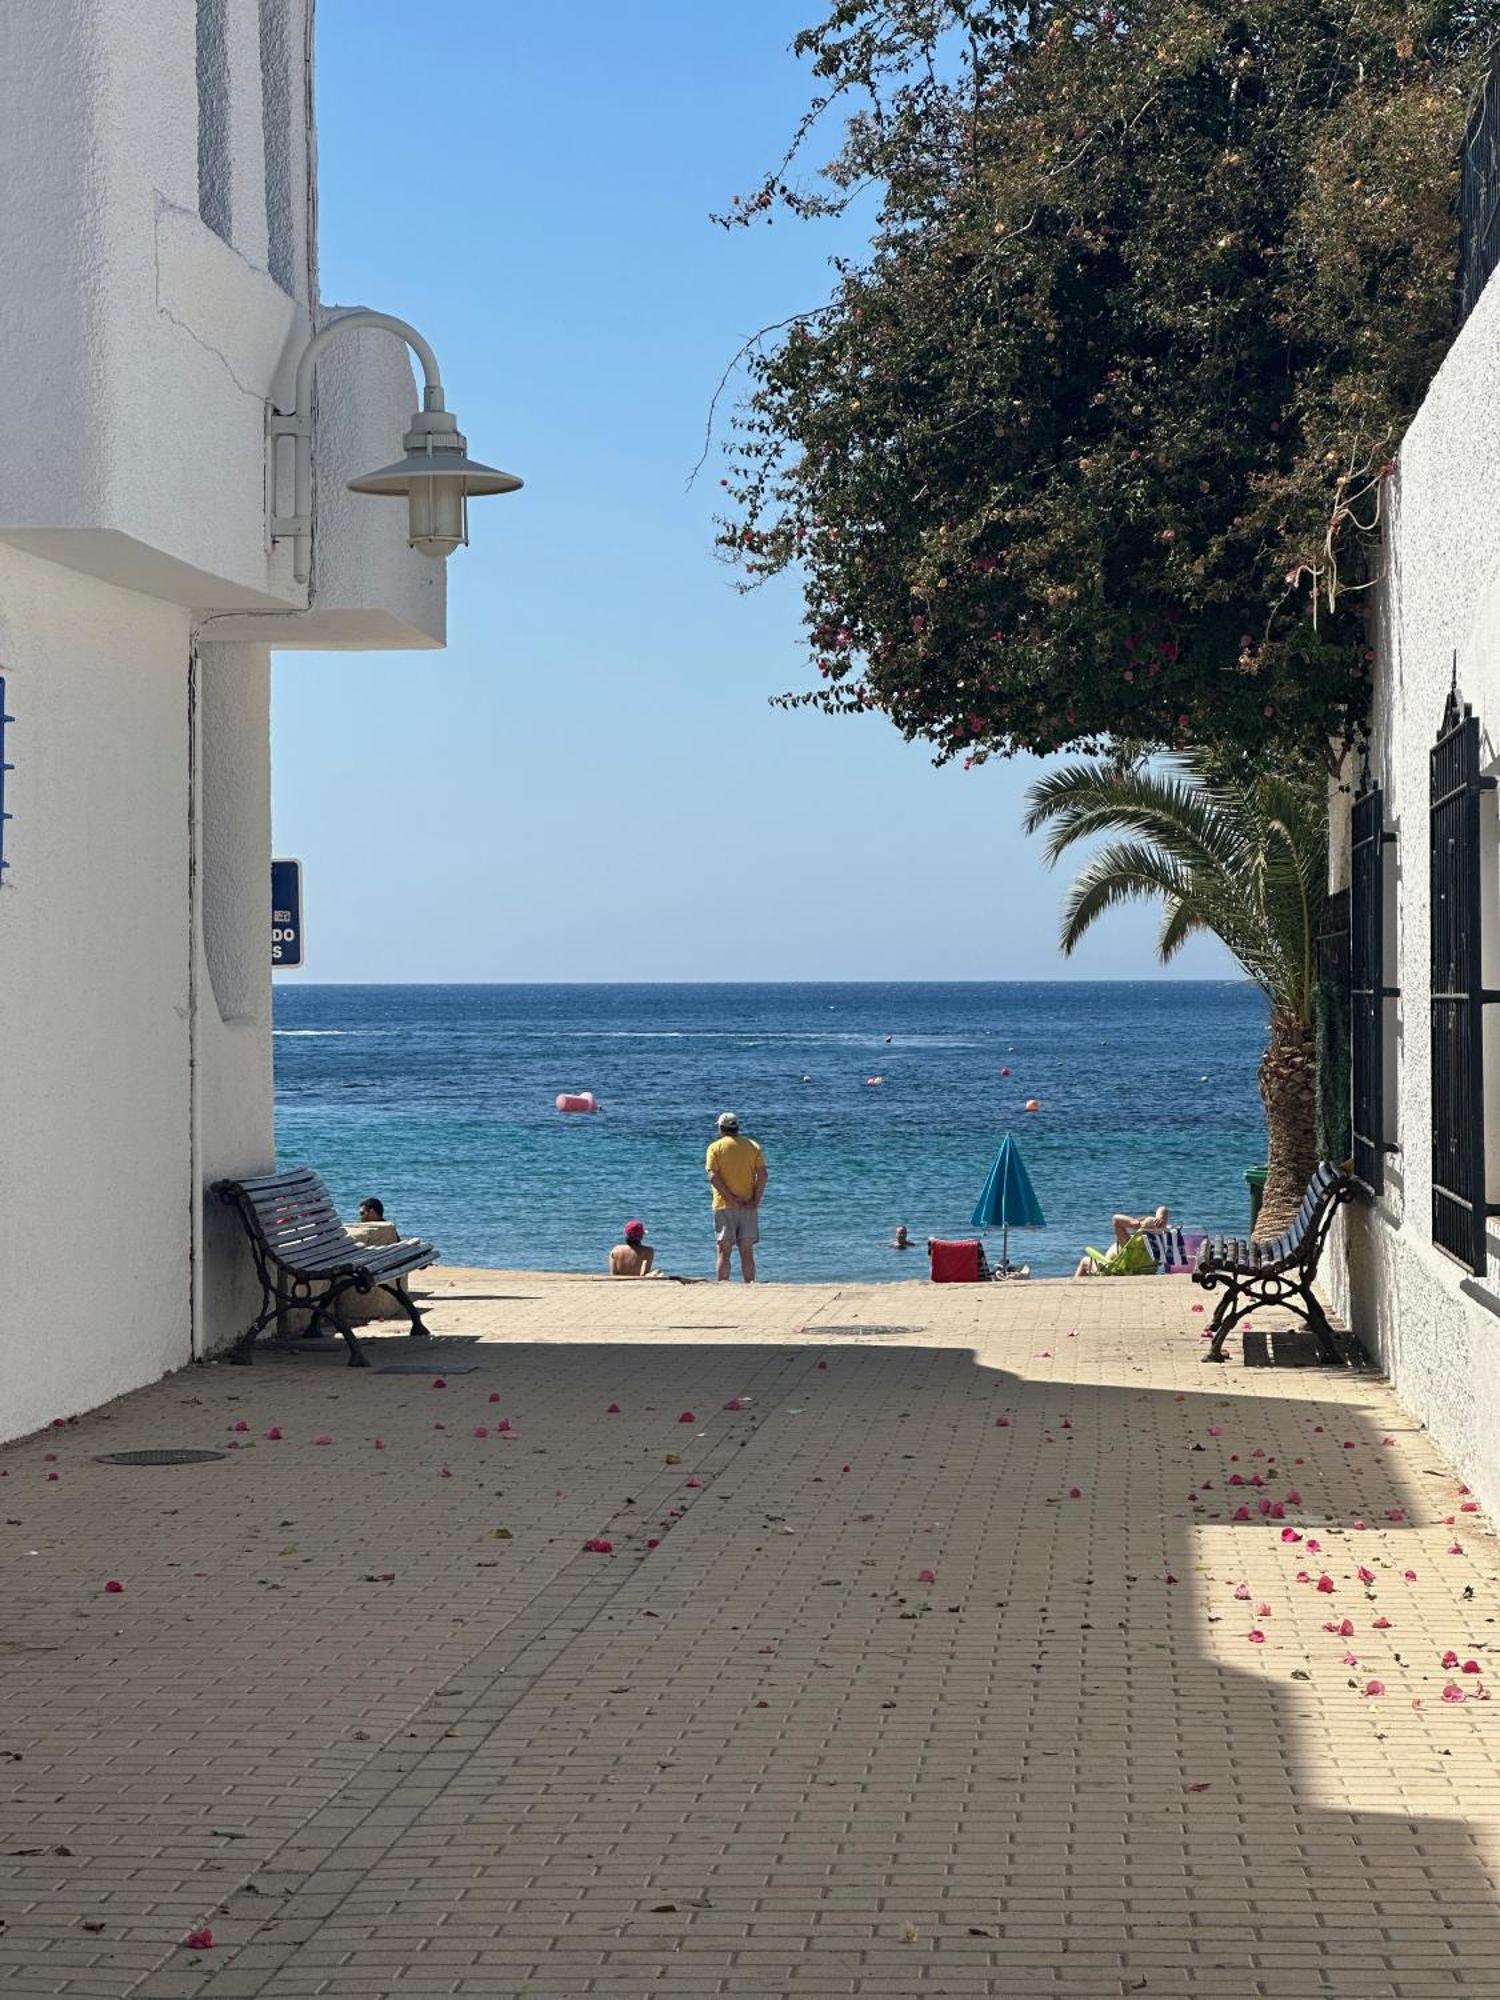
[1257,1010,1321,1237]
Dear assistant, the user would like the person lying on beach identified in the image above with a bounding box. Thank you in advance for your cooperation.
[609,1220,660,1278]
[1112,1203,1169,1247]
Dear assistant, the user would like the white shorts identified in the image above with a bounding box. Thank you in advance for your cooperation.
[714,1206,760,1248]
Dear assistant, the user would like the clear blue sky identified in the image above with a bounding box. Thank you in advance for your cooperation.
[271,0,1232,984]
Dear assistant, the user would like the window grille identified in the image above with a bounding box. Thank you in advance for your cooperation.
[1459,42,1500,328]
[1351,773,1397,1193]
[1430,687,1497,1271]
[0,677,10,880]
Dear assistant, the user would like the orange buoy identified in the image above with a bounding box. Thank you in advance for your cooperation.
[1024,1097,1040,1113]
[555,1091,599,1114]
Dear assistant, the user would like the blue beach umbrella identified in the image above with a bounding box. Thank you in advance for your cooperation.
[971,1133,1046,1272]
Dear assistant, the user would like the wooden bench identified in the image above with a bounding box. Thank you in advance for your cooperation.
[1192,1162,1352,1364]
[214,1167,437,1368]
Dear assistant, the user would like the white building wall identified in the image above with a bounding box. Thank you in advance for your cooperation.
[0,0,467,1440]
[1332,266,1500,1520]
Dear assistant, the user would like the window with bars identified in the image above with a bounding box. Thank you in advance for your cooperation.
[1351,774,1397,1192]
[1430,687,1498,1272]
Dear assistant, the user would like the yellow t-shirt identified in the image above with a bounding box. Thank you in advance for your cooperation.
[706,1135,763,1210]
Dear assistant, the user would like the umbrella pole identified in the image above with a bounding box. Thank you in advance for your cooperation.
[1002,1222,1009,1273]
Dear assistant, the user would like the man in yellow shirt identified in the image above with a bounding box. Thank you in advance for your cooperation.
[705,1110,768,1283]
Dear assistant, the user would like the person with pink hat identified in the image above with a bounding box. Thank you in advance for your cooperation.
[608,1218,658,1278]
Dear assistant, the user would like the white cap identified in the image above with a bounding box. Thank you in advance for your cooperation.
[717,1111,740,1132]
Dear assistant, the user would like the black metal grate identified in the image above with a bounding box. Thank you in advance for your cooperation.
[1430,689,1492,1271]
[95,1449,227,1466]
[1351,775,1396,1192]
[1460,43,1500,328]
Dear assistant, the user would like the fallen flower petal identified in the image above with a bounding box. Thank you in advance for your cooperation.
[1233,1505,1252,1521]
[1443,1682,1467,1703]
[473,1427,488,1439]
[496,1418,513,1433]
[1247,1630,1266,1643]
[917,1569,937,1584]
[1165,1573,1179,1584]
[724,1398,746,1411]
[646,1537,660,1549]
[1357,1566,1375,1586]
[1365,1680,1385,1697]
[1464,1659,1483,1674]
[583,1538,614,1555]
[1317,1575,1336,1593]
[1285,1491,1302,1505]
[1234,1584,1252,1601]
[1404,1568,1418,1581]
[314,1435,334,1446]
[1374,1616,1392,1629]
[1343,1652,1359,1666]
[1281,1528,1302,1544]
[488,1391,500,1403]
[1209,1425,1224,1437]
[183,1928,214,1951]
[606,1403,621,1414]
[373,1438,385,1449]
[678,1412,696,1424]
[1338,1618,1354,1637]
[266,1427,283,1441]
[1386,1508,1406,1522]
[995,1416,1011,1428]
[1462,1501,1480,1513]
[104,1580,123,1594]
[1443,1650,1460,1668]
[685,1478,703,1489]
[1449,1542,1466,1555]
[432,1378,446,1389]
[1068,1487,1082,1499]
[1296,1571,1311,1583]
[232,1420,248,1433]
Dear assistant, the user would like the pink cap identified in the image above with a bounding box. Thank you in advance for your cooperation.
[624,1219,646,1243]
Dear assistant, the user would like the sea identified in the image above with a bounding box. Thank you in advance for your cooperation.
[273,982,1268,1284]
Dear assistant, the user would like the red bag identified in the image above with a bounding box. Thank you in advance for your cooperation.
[929,1238,985,1283]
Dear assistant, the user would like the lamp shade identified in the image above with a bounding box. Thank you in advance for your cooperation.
[347,406,522,558]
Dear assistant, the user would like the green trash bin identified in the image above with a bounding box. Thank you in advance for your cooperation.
[1245,1165,1268,1233]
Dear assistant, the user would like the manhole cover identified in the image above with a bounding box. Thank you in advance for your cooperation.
[805,1324,924,1337]
[95,1449,227,1467]
[377,1362,479,1376]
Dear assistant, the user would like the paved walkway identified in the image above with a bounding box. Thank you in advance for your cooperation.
[2,1274,1498,1998]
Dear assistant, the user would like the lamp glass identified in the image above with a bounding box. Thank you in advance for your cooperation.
[407,476,468,560]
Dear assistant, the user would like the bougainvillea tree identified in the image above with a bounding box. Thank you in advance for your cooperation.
[717,0,1497,766]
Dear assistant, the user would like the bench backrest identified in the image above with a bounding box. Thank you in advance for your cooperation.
[219,1168,356,1265]
[1254,1162,1347,1268]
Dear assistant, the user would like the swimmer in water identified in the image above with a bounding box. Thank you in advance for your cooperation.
[890,1224,912,1250]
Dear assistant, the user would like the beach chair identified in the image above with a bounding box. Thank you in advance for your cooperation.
[1142,1226,1205,1275]
[928,1238,992,1283]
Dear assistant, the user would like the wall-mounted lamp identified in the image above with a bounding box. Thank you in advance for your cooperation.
[269,310,522,585]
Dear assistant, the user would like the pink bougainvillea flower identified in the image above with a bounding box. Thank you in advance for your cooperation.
[1258,1500,1273,1516]
[1281,1528,1302,1544]
[1234,1583,1252,1601]
[1462,1501,1480,1513]
[496,1418,513,1433]
[1365,1680,1385,1697]
[724,1398,746,1411]
[1313,1425,1325,1434]
[1352,1519,1368,1531]
[1374,1616,1392,1629]
[1232,1505,1252,1521]
[1404,1569,1418,1581]
[1165,1573,1179,1585]
[1296,1570,1311,1583]
[1386,1508,1405,1522]
[1342,1441,1355,1450]
[1285,1490,1302,1505]
[1442,1682,1467,1703]
[183,1928,214,1951]
[606,1403,621,1414]
[373,1437,385,1449]
[1208,1425,1224,1438]
[1382,1436,1394,1446]
[232,1420,249,1433]
[488,1391,500,1403]
[50,1418,66,1429]
[1257,1603,1272,1617]
[678,1411,696,1424]
[995,1415,1011,1428]
[1449,1542,1466,1555]
[1322,1620,1340,1633]
[1191,1303,1205,1313]
[1464,1659,1483,1674]
[1228,1474,1245,1487]
[816,1360,828,1370]
[1317,1575,1336,1593]
[1268,1502,1285,1519]
[685,1478,702,1489]
[1247,1630,1266,1644]
[917,1568,937,1584]
[473,1427,488,1439]
[583,1537,614,1555]
[1068,1486,1082,1499]
[431,1378,447,1389]
[1444,1515,1456,1526]
[1357,1566,1375,1586]
[314,1434,334,1446]
[1338,1618,1355,1636]
[266,1427,283,1441]
[1442,1650,1460,1668]
[1343,1652,1359,1666]
[440,1466,453,1479]
[104,1579,124,1594]
[46,1472,58,1482]
[1306,1538,1321,1554]
[1459,1482,1472,1494]
[646,1536,660,1549]
[1060,1417,1072,1430]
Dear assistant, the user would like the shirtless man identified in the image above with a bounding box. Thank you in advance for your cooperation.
[608,1219,658,1277]
[1113,1203,1169,1247]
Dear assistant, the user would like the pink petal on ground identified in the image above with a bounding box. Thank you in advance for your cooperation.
[1306,1538,1321,1554]
[1459,1483,1472,1494]
[1281,1528,1302,1544]
[1374,1616,1392,1629]
[1443,1682,1467,1703]
[496,1418,513,1433]
[432,1378,447,1389]
[1443,1650,1461,1668]
[1404,1569,1418,1581]
[232,1420,249,1433]
[686,1478,703,1489]
[1352,1519,1367,1531]
[1313,1426,1324,1434]
[488,1391,500,1403]
[1364,1680,1385,1697]
[1068,1487,1082,1499]
[1296,1571,1311,1583]
[440,1467,452,1479]
[1247,1630,1266,1643]
[46,1473,58,1482]
[842,1463,851,1473]
[1317,1575,1336,1593]
[606,1403,621,1414]
[1036,1351,1052,1358]
[1061,1418,1072,1430]
[1357,1566,1375,1585]
[1233,1505,1252,1521]
[1257,1603,1272,1617]
[1322,1620,1340,1633]
[1449,1542,1466,1555]
[1209,1425,1224,1438]
[1234,1584,1252,1600]
[724,1398,746,1411]
[1342,1441,1355,1450]
[646,1537,660,1549]
[373,1438,385,1449]
[1270,1503,1286,1520]
[995,1416,1011,1428]
[1343,1653,1359,1666]
[583,1537,614,1554]
[104,1580,124,1594]
[473,1427,488,1439]
[1258,1501,1272,1516]
[917,1568,937,1584]
[266,1427,283,1441]
[1285,1490,1302,1504]
[1386,1508,1405,1522]
[1462,1502,1480,1513]
[1192,1305,1205,1314]
[183,1928,214,1951]
[678,1412,696,1423]
[314,1435,334,1446]
[1444,1515,1456,1526]
[1338,1618,1354,1637]
[1464,1659,1483,1674]
[1165,1573,1179,1584]
[816,1360,828,1370]
[50,1418,66,1429]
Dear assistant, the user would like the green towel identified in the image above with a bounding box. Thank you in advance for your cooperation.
[1082,1232,1157,1277]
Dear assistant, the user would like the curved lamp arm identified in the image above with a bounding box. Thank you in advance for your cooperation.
[270,310,451,584]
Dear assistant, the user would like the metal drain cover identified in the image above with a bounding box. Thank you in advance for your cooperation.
[806,1324,924,1337]
[95,1449,227,1467]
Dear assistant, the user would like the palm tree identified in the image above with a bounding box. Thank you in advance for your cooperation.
[1022,752,1328,1237]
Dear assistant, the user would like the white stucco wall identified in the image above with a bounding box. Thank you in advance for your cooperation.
[1332,264,1500,1519]
[0,548,194,1437]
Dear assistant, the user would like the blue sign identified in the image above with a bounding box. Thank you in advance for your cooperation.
[271,858,303,967]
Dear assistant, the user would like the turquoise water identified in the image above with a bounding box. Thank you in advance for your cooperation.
[272,982,1268,1282]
